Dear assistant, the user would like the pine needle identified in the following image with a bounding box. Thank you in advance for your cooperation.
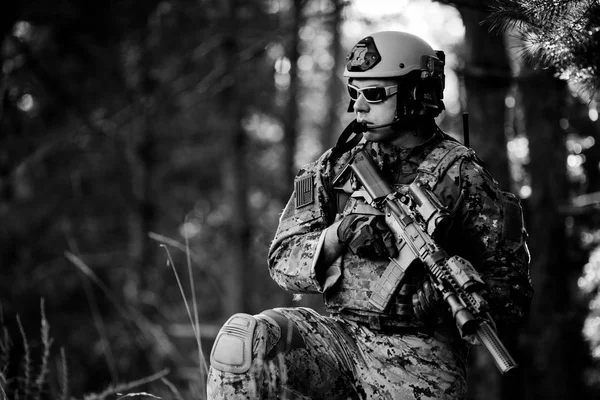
[487,0,600,100]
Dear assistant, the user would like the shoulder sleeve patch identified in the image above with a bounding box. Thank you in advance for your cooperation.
[295,174,314,209]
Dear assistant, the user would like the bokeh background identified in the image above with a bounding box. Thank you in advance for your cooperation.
[2,0,600,399]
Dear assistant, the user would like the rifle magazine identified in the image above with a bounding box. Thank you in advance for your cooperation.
[369,258,408,312]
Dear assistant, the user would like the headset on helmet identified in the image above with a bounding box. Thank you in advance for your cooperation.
[344,31,446,119]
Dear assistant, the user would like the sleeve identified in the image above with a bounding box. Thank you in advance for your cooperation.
[440,156,534,338]
[267,151,342,294]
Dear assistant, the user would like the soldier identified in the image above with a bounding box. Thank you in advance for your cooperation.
[206,31,533,399]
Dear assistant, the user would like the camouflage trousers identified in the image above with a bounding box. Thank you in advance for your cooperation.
[206,307,467,399]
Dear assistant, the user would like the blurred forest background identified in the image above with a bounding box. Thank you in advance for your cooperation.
[2,0,600,399]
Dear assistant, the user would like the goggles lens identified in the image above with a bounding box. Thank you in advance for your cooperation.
[347,84,398,103]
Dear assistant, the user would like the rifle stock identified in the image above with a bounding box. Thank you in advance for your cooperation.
[349,149,517,374]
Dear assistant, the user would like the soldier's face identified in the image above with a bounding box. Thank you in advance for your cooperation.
[350,78,398,142]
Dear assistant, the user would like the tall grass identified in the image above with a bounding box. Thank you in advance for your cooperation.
[158,235,209,398]
[0,298,172,400]
[0,299,54,400]
[67,230,211,399]
[2,225,213,400]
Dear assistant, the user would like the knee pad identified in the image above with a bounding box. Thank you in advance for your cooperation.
[210,313,257,374]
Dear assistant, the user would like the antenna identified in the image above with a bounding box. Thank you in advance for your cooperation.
[462,112,470,147]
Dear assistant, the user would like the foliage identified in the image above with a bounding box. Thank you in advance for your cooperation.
[0,0,341,396]
[487,0,600,101]
[0,299,175,400]
[0,300,57,400]
[2,0,600,398]
[579,242,600,389]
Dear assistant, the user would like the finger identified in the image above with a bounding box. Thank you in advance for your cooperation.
[412,294,426,320]
[382,232,398,258]
[425,276,443,303]
[424,280,446,319]
[374,217,388,231]
[418,288,432,313]
[370,239,386,258]
[423,280,436,304]
[432,283,443,303]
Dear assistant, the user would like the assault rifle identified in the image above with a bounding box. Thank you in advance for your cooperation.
[349,149,517,374]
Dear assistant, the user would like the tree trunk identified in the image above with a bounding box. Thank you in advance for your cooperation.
[323,0,345,150]
[221,0,250,316]
[454,3,513,399]
[282,0,302,186]
[122,33,157,307]
[519,70,588,400]
[457,3,513,191]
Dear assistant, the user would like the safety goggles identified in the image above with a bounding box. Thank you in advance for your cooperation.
[347,84,398,103]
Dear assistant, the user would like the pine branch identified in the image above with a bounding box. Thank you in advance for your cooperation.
[488,0,600,100]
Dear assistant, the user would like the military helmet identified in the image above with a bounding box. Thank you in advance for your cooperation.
[344,31,446,117]
[344,30,443,78]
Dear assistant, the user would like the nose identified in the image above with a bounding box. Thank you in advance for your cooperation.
[353,93,370,113]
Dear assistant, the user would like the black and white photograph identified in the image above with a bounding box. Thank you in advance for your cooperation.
[1,0,599,399]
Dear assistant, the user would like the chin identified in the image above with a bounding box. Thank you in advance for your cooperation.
[363,129,396,142]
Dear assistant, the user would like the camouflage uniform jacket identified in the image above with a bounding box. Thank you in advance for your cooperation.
[267,130,533,336]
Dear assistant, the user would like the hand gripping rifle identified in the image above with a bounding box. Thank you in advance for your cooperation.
[349,149,517,374]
